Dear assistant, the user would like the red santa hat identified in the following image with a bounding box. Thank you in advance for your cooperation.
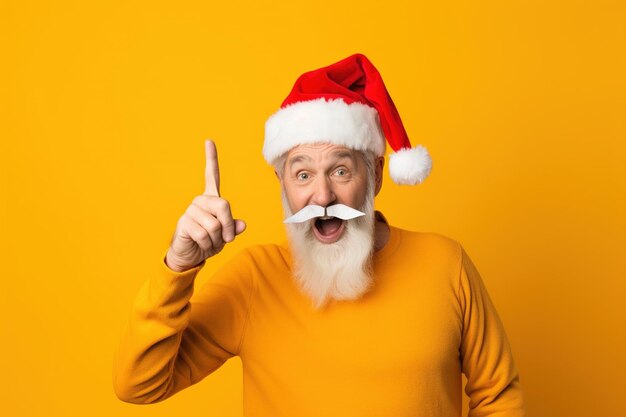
[263,53,432,185]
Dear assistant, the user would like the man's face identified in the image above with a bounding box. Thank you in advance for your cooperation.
[277,143,381,308]
[281,143,371,244]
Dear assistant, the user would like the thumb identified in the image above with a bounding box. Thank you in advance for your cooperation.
[234,219,247,236]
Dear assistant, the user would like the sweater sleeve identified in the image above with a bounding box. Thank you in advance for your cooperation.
[113,253,253,404]
[457,246,526,417]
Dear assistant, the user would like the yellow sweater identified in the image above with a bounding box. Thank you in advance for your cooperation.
[113,225,525,416]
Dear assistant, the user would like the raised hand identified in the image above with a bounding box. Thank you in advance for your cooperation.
[165,140,246,272]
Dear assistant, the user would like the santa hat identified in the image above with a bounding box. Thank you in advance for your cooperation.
[263,53,432,185]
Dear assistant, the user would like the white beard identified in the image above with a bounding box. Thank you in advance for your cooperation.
[282,189,376,309]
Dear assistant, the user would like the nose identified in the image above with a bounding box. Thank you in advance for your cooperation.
[310,176,336,207]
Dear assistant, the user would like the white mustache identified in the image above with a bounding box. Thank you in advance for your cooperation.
[283,204,366,224]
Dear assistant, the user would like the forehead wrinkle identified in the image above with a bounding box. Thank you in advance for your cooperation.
[287,154,313,169]
[331,150,357,164]
[286,146,360,170]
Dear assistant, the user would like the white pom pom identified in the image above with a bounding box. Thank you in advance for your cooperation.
[389,145,432,185]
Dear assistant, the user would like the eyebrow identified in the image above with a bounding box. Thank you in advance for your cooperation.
[332,151,356,162]
[288,154,313,168]
[288,151,356,169]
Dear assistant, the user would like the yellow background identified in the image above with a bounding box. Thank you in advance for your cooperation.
[2,1,625,416]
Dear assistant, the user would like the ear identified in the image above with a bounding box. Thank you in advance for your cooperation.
[374,156,385,196]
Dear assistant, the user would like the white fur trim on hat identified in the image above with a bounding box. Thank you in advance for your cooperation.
[263,98,385,163]
[389,145,432,185]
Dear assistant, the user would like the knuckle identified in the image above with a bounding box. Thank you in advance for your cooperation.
[216,198,230,211]
[197,240,212,251]
[190,227,208,242]
[185,204,198,216]
[207,221,222,235]
[176,216,190,231]
[192,195,209,207]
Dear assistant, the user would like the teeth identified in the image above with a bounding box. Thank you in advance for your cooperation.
[318,216,334,220]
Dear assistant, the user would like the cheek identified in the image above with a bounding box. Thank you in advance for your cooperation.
[283,183,308,209]
[337,184,366,207]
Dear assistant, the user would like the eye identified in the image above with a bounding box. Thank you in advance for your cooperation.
[335,168,347,176]
[297,172,310,181]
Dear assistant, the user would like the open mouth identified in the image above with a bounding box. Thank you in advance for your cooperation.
[312,216,346,243]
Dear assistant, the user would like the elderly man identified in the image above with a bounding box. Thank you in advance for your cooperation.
[113,54,526,416]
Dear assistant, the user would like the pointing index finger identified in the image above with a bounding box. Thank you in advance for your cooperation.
[204,139,220,196]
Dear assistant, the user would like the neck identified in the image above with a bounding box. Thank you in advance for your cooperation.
[373,211,390,252]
